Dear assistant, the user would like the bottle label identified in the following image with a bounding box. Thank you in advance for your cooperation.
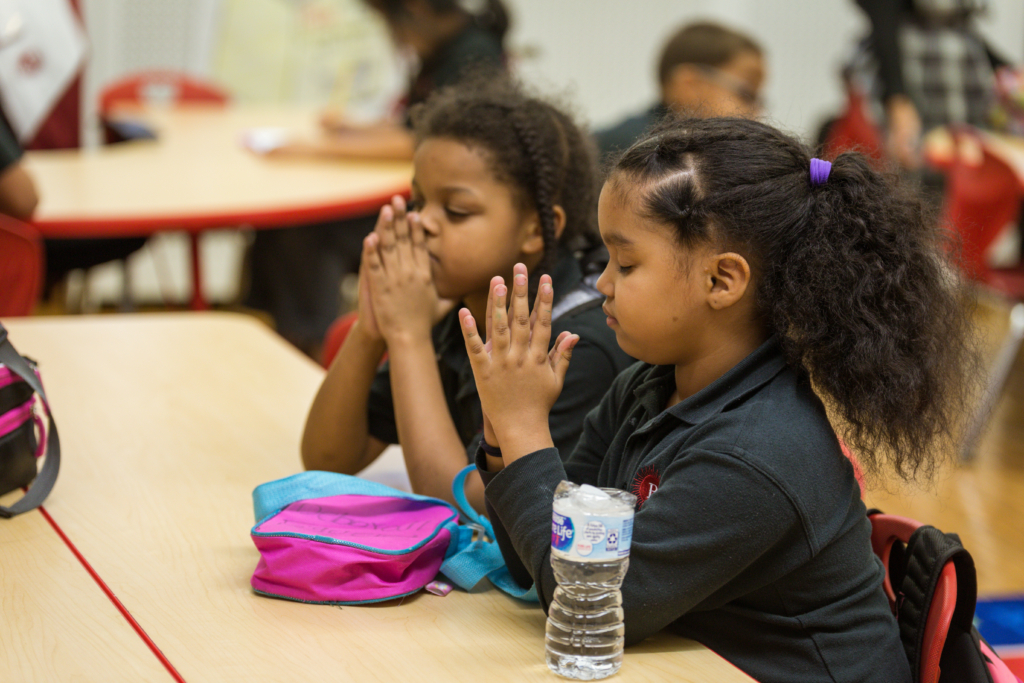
[551,509,633,561]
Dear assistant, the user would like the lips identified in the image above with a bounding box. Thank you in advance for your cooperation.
[602,304,618,327]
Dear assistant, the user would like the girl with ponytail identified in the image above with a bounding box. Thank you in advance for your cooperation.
[457,116,978,683]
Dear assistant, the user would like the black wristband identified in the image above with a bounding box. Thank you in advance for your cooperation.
[480,439,502,458]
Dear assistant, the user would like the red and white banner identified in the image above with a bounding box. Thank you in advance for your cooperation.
[0,0,86,143]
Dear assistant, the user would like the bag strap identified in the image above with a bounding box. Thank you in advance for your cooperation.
[0,323,61,518]
[550,272,603,323]
[441,465,538,602]
[898,525,978,679]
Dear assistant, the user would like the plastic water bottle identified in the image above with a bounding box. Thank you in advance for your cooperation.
[546,481,636,680]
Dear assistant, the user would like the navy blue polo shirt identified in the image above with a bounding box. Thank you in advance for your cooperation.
[478,337,911,683]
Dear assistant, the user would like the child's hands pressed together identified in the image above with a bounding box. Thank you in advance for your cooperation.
[362,195,453,346]
[460,263,580,463]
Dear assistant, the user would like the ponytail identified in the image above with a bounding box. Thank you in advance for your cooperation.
[763,152,979,480]
[613,117,980,481]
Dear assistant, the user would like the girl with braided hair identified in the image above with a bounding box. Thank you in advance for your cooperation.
[301,79,633,514]
[457,116,979,682]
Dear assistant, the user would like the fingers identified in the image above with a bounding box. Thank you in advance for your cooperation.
[485,275,501,346]
[529,273,550,331]
[550,333,579,387]
[510,264,531,348]
[375,202,397,260]
[363,232,384,280]
[530,274,554,357]
[408,211,427,264]
[459,308,489,362]
[391,194,410,242]
[547,331,571,366]
[491,279,510,354]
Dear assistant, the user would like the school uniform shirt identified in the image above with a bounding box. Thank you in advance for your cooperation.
[477,337,911,683]
[366,253,634,462]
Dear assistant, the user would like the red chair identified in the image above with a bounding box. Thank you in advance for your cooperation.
[822,78,886,164]
[941,130,1024,459]
[869,513,1021,683]
[869,513,956,683]
[321,311,391,369]
[99,71,230,311]
[99,70,228,114]
[0,216,44,316]
[322,312,359,367]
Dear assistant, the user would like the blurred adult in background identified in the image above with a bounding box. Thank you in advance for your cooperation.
[246,0,509,359]
[275,0,508,160]
[852,0,1011,169]
[594,22,765,160]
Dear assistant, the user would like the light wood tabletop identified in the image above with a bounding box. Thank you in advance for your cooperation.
[0,500,175,682]
[22,105,412,237]
[0,313,754,683]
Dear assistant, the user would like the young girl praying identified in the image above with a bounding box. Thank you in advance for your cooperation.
[301,80,632,513]
[459,117,978,683]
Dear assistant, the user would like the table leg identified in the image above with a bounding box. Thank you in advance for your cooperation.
[190,232,207,311]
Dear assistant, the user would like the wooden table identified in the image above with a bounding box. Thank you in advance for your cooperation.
[22,106,412,309]
[0,313,753,683]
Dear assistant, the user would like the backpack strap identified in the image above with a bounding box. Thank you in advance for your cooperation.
[898,525,979,681]
[0,324,60,519]
[550,273,603,323]
[441,464,538,602]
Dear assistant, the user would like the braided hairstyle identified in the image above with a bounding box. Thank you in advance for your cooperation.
[610,116,980,481]
[410,76,599,288]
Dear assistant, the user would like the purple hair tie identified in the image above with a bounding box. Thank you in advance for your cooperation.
[810,157,832,186]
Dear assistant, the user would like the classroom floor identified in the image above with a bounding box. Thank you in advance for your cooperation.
[863,294,1024,597]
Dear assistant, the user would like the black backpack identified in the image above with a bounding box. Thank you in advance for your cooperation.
[868,510,1017,683]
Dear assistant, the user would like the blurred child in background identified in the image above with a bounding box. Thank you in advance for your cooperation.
[594,21,765,159]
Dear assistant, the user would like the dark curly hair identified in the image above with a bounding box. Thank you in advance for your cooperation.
[410,77,600,285]
[610,116,980,481]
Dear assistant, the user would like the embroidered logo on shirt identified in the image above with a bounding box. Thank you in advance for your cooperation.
[630,466,661,508]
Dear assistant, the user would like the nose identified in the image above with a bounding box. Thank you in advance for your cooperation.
[595,261,613,297]
[416,208,440,236]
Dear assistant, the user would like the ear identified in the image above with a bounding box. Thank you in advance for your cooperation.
[703,252,752,310]
[520,205,566,256]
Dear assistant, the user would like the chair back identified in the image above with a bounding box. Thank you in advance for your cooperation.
[0,216,43,316]
[823,80,886,162]
[869,512,972,683]
[322,312,361,368]
[99,70,229,114]
[943,130,1024,280]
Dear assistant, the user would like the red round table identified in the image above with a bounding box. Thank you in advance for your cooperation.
[23,104,412,309]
